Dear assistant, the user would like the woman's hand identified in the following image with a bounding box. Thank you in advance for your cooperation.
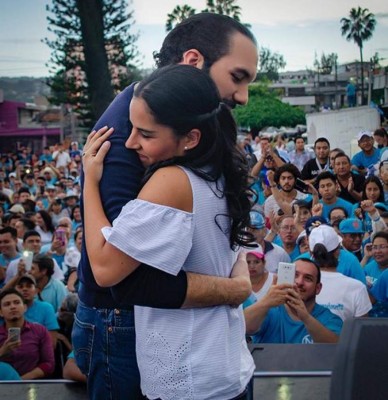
[82,126,114,183]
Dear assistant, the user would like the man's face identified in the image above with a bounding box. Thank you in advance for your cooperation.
[372,237,388,266]
[19,192,30,202]
[294,260,321,302]
[314,141,330,161]
[0,293,26,322]
[24,235,42,254]
[380,163,388,185]
[208,32,258,108]
[279,172,295,193]
[295,138,305,151]
[279,217,298,245]
[318,178,337,202]
[0,233,17,258]
[16,281,36,303]
[249,226,267,243]
[334,156,351,177]
[358,136,374,152]
[342,233,363,252]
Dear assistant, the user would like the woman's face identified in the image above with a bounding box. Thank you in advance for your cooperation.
[365,182,380,202]
[72,207,81,221]
[126,97,189,167]
[247,253,265,278]
[75,231,83,250]
[35,212,44,228]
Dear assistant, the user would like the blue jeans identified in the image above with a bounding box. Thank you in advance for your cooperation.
[72,300,143,400]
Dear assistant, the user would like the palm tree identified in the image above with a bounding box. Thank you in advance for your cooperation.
[340,7,376,105]
[202,0,242,21]
[166,5,196,32]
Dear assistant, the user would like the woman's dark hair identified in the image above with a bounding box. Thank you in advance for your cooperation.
[372,231,388,243]
[312,243,339,270]
[362,175,384,202]
[135,65,253,248]
[70,205,81,221]
[154,13,256,70]
[37,209,55,233]
[328,207,348,221]
[32,254,54,277]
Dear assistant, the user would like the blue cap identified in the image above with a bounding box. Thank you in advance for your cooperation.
[305,216,327,236]
[339,218,364,234]
[374,202,388,212]
[250,211,265,229]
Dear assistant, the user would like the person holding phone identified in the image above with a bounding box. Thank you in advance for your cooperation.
[0,288,55,379]
[244,258,342,344]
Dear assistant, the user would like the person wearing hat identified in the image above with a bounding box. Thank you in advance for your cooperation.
[246,249,275,302]
[61,190,79,219]
[309,224,372,321]
[0,288,55,379]
[296,230,309,254]
[351,130,381,176]
[244,257,343,343]
[339,218,365,261]
[15,274,60,346]
[249,211,290,273]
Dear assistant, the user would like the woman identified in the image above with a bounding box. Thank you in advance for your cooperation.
[352,176,385,233]
[35,209,55,245]
[69,205,82,235]
[247,250,275,302]
[48,198,65,227]
[82,65,254,399]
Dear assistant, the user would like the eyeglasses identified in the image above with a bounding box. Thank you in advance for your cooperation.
[372,245,388,251]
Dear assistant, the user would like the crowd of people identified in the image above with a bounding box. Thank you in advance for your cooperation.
[0,11,387,400]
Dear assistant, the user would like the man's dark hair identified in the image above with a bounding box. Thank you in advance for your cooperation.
[316,171,336,186]
[154,13,256,70]
[0,226,17,240]
[0,288,24,308]
[23,229,41,242]
[374,128,387,139]
[19,218,36,232]
[32,254,54,277]
[296,257,321,284]
[314,137,330,148]
[274,163,301,183]
[18,187,30,195]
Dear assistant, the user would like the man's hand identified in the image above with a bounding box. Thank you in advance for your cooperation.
[360,199,377,215]
[261,283,294,308]
[285,288,309,321]
[0,336,21,358]
[311,203,323,217]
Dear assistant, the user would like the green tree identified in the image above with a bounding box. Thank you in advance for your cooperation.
[233,84,305,132]
[166,5,196,32]
[202,0,242,21]
[256,47,286,81]
[340,7,376,105]
[45,0,141,125]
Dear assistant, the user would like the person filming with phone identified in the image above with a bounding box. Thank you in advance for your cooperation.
[0,288,55,379]
[244,258,342,344]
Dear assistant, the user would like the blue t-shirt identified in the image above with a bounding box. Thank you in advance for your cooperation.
[351,148,381,169]
[25,300,60,331]
[273,237,301,261]
[364,260,385,287]
[78,83,145,308]
[370,269,388,317]
[319,198,353,222]
[252,304,342,344]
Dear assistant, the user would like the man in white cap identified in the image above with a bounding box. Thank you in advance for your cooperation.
[308,224,371,321]
[351,131,381,176]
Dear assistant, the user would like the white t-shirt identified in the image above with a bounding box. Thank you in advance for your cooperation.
[252,272,275,302]
[264,190,308,218]
[316,271,372,321]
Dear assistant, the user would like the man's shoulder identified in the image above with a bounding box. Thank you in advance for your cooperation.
[32,299,56,313]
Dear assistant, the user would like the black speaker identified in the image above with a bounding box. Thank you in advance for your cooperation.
[330,318,388,400]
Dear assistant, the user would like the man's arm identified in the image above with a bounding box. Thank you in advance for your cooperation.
[244,284,292,334]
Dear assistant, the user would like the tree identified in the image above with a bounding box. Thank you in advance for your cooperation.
[45,0,141,126]
[233,84,305,132]
[166,0,245,32]
[340,7,376,105]
[256,47,286,81]
[166,5,196,32]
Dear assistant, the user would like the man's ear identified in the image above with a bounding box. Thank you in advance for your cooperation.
[315,282,322,296]
[184,129,201,151]
[181,49,205,69]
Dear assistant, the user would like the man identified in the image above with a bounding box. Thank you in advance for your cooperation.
[74,13,258,399]
[264,163,311,217]
[288,136,314,172]
[244,258,342,343]
[52,143,71,172]
[274,216,301,261]
[14,218,36,250]
[248,211,290,273]
[351,130,381,175]
[30,254,68,313]
[333,153,364,204]
[339,218,365,261]
[15,274,59,346]
[316,171,353,221]
[301,137,330,183]
[0,288,55,379]
[0,227,20,287]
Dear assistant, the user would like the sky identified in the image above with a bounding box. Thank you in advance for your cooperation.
[0,0,387,77]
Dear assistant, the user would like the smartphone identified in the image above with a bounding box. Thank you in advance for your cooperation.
[22,250,34,272]
[277,262,296,285]
[8,327,21,343]
[295,178,310,194]
[55,229,66,246]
